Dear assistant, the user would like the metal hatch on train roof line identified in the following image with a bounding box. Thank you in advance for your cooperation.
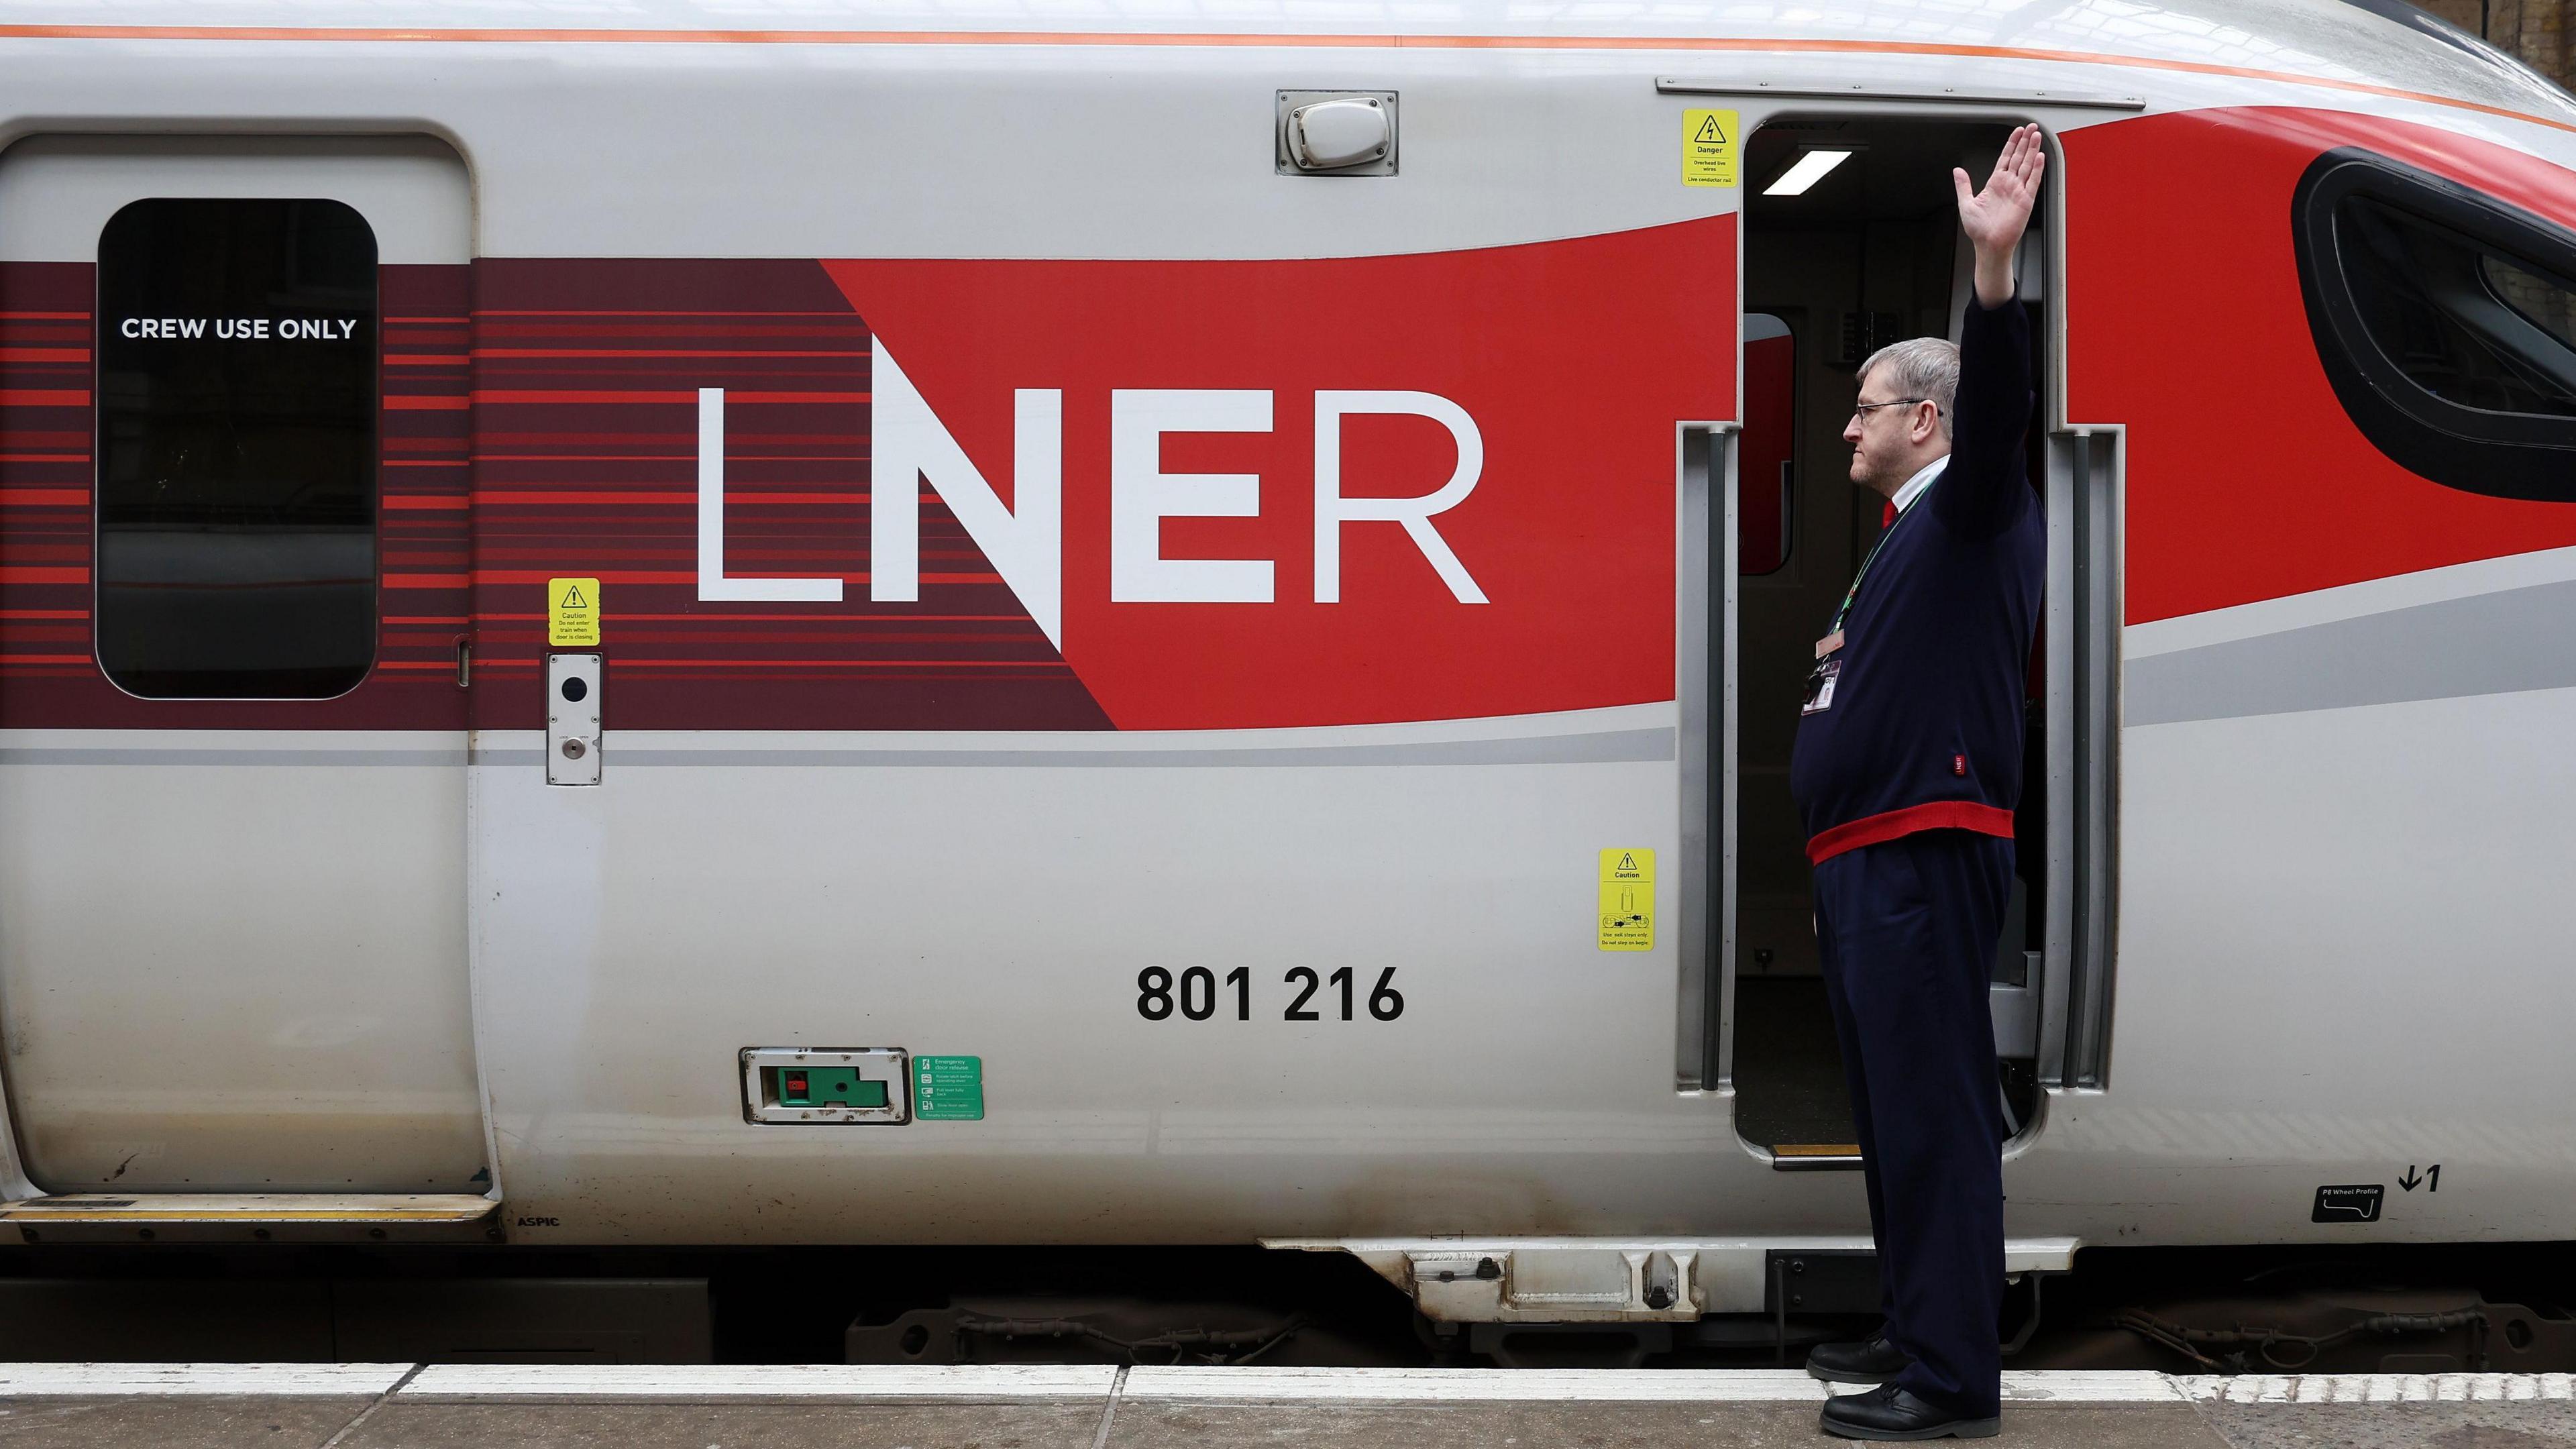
[1277,91,1398,175]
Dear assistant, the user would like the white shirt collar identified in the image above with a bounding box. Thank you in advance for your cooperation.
[1890,455,1947,515]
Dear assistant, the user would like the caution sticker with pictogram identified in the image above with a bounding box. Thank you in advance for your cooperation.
[1599,847,1656,951]
[1682,109,1739,189]
[548,577,601,647]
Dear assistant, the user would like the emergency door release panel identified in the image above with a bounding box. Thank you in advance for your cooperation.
[741,1047,911,1124]
[547,652,602,786]
[1277,91,1397,174]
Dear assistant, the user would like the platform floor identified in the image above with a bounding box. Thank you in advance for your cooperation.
[0,1365,2567,1448]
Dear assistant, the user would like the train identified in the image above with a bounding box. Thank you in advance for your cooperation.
[0,0,2571,1366]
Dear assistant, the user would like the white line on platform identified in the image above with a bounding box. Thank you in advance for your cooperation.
[2002,1371,2185,1403]
[2178,1373,2576,1404]
[0,1364,2565,1404]
[0,1364,413,1396]
[1123,1368,1834,1401]
[398,1364,1120,1398]
[1117,1368,2188,1403]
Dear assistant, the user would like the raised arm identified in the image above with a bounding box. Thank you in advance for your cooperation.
[1960,124,2043,309]
[1936,123,2045,539]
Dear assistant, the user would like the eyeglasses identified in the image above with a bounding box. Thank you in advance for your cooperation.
[1851,397,1934,423]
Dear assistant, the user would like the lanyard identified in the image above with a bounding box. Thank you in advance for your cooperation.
[1829,478,1934,638]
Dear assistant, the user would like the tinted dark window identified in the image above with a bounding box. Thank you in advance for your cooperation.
[2483,252,2576,352]
[2295,149,2576,502]
[96,198,378,698]
[2337,196,2576,418]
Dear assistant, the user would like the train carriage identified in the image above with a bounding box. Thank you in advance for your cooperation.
[0,0,2571,1351]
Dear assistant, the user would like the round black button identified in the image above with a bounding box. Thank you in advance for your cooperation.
[561,676,589,702]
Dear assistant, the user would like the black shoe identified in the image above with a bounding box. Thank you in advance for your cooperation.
[1819,1384,2000,1440]
[1804,1333,1912,1385]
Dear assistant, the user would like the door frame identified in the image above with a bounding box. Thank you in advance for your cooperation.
[1672,103,2124,1121]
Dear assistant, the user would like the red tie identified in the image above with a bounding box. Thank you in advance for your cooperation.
[1882,498,1898,528]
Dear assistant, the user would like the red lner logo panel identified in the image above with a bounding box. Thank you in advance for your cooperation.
[832,217,1732,731]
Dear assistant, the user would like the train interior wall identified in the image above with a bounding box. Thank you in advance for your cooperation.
[1731,117,2045,1155]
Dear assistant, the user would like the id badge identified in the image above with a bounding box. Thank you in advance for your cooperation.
[1801,657,1841,715]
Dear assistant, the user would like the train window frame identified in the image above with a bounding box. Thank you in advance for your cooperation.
[1738,311,1796,578]
[91,195,382,700]
[2293,146,2576,503]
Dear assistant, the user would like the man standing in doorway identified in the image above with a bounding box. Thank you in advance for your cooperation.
[1791,124,2046,1442]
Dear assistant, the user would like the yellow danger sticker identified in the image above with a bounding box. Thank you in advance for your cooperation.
[1682,109,1739,189]
[1599,847,1656,951]
[548,577,601,647]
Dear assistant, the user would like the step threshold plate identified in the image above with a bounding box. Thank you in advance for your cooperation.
[0,1193,501,1244]
[1770,1142,1866,1171]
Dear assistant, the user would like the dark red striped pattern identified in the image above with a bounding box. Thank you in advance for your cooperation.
[0,262,472,729]
[468,259,1102,731]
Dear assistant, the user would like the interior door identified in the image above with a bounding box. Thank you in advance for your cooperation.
[0,137,483,1192]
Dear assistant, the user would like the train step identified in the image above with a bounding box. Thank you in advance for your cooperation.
[1769,1143,1865,1171]
[0,1193,502,1244]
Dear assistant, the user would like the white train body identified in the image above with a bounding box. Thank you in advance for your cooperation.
[0,0,2571,1321]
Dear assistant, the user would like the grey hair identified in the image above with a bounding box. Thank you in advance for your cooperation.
[1859,335,1960,439]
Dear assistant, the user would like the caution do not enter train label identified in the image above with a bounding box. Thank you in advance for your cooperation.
[1599,848,1655,951]
[548,577,601,647]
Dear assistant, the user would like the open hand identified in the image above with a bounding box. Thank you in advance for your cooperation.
[1957,123,2045,305]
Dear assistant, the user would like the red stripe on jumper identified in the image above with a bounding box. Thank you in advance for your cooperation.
[1806,800,2015,866]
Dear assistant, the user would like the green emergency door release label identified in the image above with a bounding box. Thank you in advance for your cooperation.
[914,1055,984,1120]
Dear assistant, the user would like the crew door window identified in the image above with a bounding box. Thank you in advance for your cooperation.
[95,198,378,698]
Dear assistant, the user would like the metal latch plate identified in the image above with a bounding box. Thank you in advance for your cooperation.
[547,652,602,786]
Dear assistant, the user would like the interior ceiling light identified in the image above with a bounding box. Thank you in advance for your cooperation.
[1764,148,1856,197]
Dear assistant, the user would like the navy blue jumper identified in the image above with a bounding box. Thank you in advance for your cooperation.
[1788,295,2043,865]
[1788,295,2042,1422]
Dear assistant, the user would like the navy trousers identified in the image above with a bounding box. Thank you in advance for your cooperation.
[1812,828,2013,1419]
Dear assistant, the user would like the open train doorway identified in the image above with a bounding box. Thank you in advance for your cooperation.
[1727,115,2052,1162]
